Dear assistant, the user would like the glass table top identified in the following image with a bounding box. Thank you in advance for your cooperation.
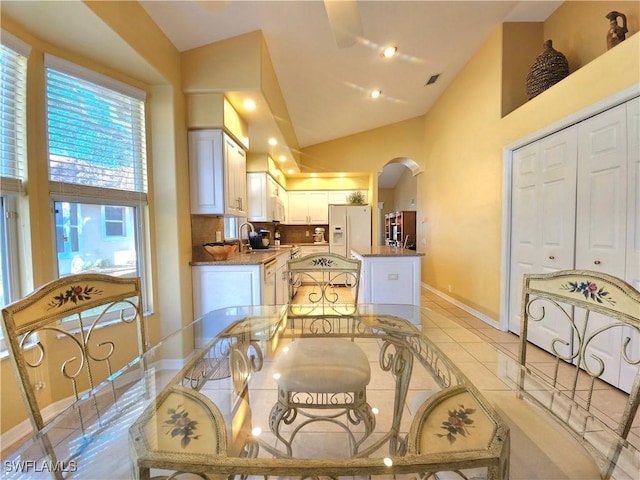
[2,304,637,479]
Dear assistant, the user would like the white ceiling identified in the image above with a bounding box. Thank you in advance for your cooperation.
[140,0,561,185]
[2,1,561,186]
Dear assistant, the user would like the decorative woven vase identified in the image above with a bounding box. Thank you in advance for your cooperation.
[526,40,569,100]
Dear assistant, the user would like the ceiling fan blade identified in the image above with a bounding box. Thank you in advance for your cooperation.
[324,0,363,48]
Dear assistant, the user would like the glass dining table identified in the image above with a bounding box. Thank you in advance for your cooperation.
[1,304,636,479]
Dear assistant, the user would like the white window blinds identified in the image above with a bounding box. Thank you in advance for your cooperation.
[0,33,29,193]
[45,56,148,197]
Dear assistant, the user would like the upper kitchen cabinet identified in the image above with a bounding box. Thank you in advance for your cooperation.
[328,190,368,205]
[288,191,328,224]
[247,172,286,222]
[188,129,247,216]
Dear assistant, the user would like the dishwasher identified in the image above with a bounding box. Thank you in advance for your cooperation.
[263,259,277,305]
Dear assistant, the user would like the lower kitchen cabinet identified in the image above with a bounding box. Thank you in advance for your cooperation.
[298,244,330,283]
[351,248,422,306]
[192,265,262,319]
[299,244,329,256]
[192,251,291,319]
[274,252,289,305]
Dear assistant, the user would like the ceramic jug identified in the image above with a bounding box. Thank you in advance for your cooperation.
[606,11,628,50]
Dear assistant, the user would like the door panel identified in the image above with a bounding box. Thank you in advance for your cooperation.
[576,104,627,274]
[620,98,640,392]
[509,128,577,340]
[575,102,630,391]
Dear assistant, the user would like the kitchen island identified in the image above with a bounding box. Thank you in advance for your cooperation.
[350,245,424,306]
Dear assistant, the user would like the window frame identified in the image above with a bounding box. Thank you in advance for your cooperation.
[103,205,127,239]
[44,55,150,326]
[0,31,29,353]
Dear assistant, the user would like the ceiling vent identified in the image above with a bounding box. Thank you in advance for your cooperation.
[425,74,441,85]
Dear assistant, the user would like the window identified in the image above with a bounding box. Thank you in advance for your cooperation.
[1,32,29,350]
[45,55,148,288]
[104,206,126,238]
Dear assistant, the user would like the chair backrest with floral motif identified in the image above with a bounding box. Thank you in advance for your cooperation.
[286,252,361,317]
[1,273,146,433]
[520,269,640,442]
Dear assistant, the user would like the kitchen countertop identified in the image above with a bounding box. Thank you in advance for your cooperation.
[191,245,294,266]
[350,245,425,257]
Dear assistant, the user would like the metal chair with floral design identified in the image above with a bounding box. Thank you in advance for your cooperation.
[286,252,361,317]
[269,252,374,456]
[519,269,640,479]
[1,273,146,477]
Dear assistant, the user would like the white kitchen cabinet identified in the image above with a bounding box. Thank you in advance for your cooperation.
[192,264,262,332]
[278,183,288,223]
[247,172,285,222]
[508,97,639,392]
[328,190,368,205]
[188,129,247,216]
[299,244,329,256]
[287,191,328,224]
[192,251,292,320]
[274,251,290,305]
[351,249,422,306]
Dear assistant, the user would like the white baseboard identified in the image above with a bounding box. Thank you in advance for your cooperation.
[1,395,74,454]
[1,356,193,454]
[422,283,502,330]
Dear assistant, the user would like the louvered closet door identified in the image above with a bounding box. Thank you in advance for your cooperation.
[509,127,577,346]
[575,103,629,388]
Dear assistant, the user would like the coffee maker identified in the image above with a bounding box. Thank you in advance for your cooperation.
[313,227,326,243]
[249,228,270,249]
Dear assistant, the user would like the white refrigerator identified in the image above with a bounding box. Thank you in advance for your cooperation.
[329,205,372,257]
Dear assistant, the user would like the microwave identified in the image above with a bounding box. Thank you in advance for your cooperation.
[269,195,285,223]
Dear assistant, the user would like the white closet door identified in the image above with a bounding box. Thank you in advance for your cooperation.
[619,97,640,393]
[625,97,640,289]
[509,128,577,344]
[576,103,628,388]
[576,103,628,274]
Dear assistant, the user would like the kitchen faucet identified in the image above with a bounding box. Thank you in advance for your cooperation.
[238,221,255,252]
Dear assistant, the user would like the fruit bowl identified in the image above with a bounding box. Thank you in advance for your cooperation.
[203,242,238,261]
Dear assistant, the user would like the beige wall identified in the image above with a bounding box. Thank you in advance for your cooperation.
[393,168,418,212]
[419,8,639,320]
[0,1,191,436]
[301,115,424,243]
[302,116,425,174]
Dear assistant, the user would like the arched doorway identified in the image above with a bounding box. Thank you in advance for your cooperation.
[377,158,420,246]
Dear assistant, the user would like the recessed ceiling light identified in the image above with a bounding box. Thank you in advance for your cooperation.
[287,169,295,175]
[370,90,382,99]
[268,137,278,146]
[382,46,397,58]
[243,99,256,111]
[310,173,317,177]
[278,155,286,162]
